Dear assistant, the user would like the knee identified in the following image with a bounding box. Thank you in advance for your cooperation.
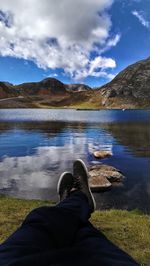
[22,206,53,225]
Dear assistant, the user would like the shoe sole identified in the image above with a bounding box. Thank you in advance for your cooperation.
[73,159,96,212]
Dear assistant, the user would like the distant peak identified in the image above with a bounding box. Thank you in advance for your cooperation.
[41,77,64,85]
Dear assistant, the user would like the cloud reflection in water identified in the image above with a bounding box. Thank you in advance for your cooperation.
[0,132,113,200]
[0,110,150,212]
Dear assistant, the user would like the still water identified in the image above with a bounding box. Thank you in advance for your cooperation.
[0,109,150,212]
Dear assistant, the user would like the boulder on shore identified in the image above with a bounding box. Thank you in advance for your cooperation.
[93,150,112,159]
[89,164,124,192]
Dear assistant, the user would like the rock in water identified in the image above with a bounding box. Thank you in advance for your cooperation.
[89,175,112,192]
[93,150,112,159]
[89,164,124,191]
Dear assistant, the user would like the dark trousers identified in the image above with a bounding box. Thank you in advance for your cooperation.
[0,192,139,266]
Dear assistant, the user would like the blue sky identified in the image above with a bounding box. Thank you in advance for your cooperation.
[0,0,150,88]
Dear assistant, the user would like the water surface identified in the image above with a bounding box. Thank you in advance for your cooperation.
[0,109,150,212]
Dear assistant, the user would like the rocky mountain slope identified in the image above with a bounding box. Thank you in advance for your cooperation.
[14,78,67,96]
[65,84,91,92]
[0,57,150,108]
[0,82,18,99]
[0,78,94,108]
[97,57,150,108]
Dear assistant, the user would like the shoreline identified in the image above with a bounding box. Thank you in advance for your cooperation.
[0,107,150,110]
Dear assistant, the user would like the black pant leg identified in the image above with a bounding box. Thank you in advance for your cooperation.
[74,222,139,266]
[0,192,90,265]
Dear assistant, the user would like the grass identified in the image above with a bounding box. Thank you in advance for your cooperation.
[0,196,51,243]
[68,101,102,109]
[91,209,150,266]
[0,195,149,265]
[34,101,102,109]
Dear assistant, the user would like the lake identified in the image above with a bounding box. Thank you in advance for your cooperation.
[0,109,150,213]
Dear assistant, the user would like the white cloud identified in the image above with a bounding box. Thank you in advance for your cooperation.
[0,0,119,80]
[105,34,121,49]
[74,56,116,80]
[47,73,58,78]
[98,34,121,54]
[90,56,116,71]
[132,10,150,29]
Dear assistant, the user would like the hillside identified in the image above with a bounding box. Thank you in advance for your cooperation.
[97,57,150,108]
[0,82,18,99]
[0,57,150,109]
[65,84,91,92]
[0,78,96,108]
[14,78,67,96]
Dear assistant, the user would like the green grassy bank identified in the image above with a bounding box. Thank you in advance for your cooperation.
[0,195,149,265]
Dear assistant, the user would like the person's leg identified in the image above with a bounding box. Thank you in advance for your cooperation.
[72,160,139,265]
[0,172,91,265]
[74,221,139,266]
[0,160,140,266]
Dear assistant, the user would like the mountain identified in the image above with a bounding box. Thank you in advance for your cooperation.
[0,82,18,99]
[0,57,150,108]
[97,57,150,108]
[15,78,67,96]
[0,77,94,108]
[65,84,91,92]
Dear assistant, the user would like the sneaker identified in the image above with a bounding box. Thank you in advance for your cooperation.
[73,159,96,213]
[57,172,74,201]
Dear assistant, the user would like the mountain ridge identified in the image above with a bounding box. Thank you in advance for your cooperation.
[0,57,150,108]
